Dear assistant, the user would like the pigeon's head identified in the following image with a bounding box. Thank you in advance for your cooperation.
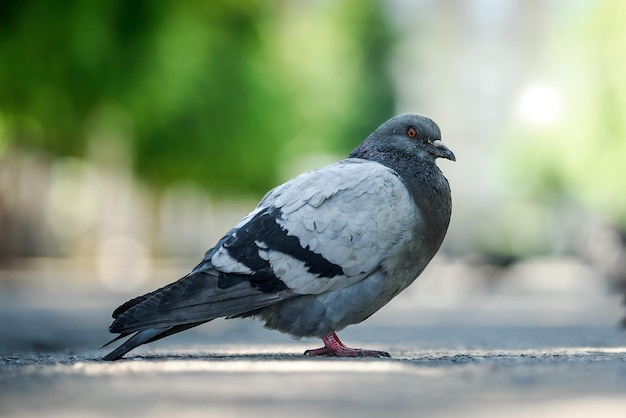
[351,114,456,163]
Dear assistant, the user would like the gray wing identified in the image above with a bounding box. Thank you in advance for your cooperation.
[210,158,419,295]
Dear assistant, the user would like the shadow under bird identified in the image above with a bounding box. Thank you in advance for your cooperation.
[102,114,455,360]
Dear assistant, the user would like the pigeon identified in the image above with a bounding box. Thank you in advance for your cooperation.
[102,114,455,360]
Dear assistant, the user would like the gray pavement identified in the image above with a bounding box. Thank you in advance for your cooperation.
[1,266,626,418]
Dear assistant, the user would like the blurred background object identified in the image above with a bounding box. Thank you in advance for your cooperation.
[0,0,625,327]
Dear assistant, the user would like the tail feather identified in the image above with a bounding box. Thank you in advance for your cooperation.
[102,328,166,361]
[102,321,209,361]
[140,321,208,345]
[109,271,292,335]
[112,282,178,319]
[103,267,295,360]
[100,333,130,349]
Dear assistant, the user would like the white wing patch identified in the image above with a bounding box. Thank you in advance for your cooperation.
[274,159,417,277]
[260,249,340,294]
[211,158,420,296]
[211,249,253,274]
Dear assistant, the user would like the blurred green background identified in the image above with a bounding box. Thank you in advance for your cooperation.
[0,0,625,315]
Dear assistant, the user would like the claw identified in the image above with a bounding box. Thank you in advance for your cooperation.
[304,332,390,358]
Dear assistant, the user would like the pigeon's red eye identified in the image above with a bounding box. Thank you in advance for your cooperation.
[407,127,417,138]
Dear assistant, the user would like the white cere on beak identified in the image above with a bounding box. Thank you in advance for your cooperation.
[432,140,448,149]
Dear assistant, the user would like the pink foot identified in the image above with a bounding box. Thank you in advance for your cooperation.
[304,332,390,358]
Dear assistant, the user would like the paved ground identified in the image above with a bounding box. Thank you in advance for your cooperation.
[1,264,626,418]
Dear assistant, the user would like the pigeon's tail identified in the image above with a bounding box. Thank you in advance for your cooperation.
[102,268,294,360]
[102,322,207,361]
[102,328,165,361]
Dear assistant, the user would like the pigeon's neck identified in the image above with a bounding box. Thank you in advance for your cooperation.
[351,148,452,256]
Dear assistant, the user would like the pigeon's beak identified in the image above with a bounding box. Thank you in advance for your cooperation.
[432,140,456,161]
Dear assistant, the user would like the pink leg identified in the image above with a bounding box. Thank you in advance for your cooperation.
[304,332,390,357]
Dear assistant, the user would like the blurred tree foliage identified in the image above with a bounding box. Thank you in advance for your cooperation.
[0,0,394,195]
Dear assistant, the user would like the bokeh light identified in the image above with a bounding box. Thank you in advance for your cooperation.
[517,82,564,126]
